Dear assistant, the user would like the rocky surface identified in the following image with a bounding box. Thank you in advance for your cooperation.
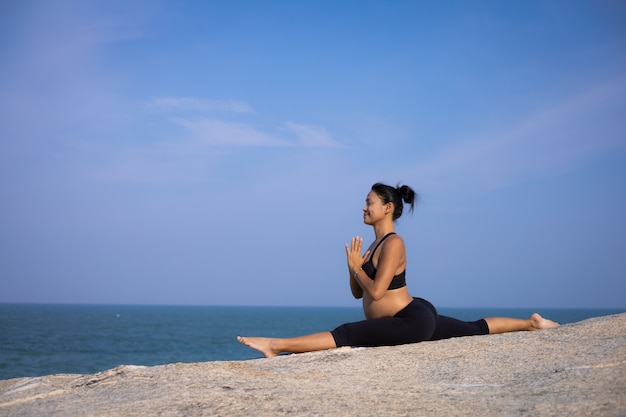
[1,313,624,417]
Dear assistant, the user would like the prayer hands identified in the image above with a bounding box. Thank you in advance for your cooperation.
[345,236,370,273]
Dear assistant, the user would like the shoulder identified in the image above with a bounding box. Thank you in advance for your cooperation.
[381,234,405,252]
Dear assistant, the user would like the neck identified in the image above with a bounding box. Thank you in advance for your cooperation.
[373,222,395,240]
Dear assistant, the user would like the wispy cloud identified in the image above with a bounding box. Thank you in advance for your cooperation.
[88,99,342,185]
[5,2,145,74]
[410,78,626,194]
[151,96,342,148]
[172,117,342,148]
[284,121,339,148]
[0,1,147,148]
[149,97,254,114]
[174,118,288,147]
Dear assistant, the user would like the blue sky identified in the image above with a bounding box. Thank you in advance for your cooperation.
[1,1,625,308]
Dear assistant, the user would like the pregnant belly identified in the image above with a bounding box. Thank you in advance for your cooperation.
[362,289,413,319]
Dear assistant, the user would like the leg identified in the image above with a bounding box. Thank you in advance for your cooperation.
[237,332,336,358]
[331,299,437,347]
[238,299,437,357]
[485,313,559,334]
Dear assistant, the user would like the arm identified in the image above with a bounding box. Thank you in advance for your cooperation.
[347,236,405,301]
[345,237,367,299]
[349,269,364,299]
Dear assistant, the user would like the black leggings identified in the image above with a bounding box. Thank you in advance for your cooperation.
[330,298,489,348]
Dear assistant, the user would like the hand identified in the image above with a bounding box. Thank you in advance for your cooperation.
[345,236,370,273]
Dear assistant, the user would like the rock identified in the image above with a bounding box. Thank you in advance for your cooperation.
[1,313,624,417]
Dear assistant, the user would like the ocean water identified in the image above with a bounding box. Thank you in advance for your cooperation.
[0,304,623,380]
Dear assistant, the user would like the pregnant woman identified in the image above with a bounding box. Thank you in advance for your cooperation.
[238,182,558,358]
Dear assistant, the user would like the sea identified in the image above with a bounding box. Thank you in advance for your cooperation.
[1,304,623,381]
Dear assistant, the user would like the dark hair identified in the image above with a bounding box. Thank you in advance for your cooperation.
[371,182,419,221]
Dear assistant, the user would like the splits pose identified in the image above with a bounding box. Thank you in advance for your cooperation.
[238,182,558,358]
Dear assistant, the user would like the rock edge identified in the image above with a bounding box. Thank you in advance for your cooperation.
[1,313,625,417]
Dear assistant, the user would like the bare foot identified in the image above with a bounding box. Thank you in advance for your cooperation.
[530,313,559,330]
[237,336,279,358]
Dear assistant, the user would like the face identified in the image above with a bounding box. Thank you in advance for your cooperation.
[362,191,391,224]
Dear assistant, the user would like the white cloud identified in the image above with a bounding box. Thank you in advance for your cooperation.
[167,115,341,148]
[174,117,342,148]
[284,121,342,148]
[175,118,289,147]
[149,96,341,148]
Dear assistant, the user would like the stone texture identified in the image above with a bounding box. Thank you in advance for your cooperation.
[1,313,624,417]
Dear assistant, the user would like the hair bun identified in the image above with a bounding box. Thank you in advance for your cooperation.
[396,184,418,207]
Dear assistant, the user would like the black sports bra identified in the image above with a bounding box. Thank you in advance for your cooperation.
[361,232,407,290]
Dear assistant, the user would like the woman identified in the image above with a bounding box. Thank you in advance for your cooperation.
[238,183,558,358]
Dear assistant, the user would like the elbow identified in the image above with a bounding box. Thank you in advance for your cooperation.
[369,289,386,301]
[351,288,364,299]
[350,285,364,299]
